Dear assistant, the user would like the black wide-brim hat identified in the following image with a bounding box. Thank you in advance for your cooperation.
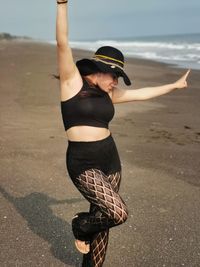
[76,46,131,86]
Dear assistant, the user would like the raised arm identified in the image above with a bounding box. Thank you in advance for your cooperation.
[112,70,191,103]
[56,1,82,100]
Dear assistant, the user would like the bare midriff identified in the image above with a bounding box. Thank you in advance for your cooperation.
[66,126,111,141]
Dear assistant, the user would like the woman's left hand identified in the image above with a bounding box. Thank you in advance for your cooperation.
[174,69,191,89]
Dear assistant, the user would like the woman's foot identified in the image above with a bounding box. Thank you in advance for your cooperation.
[75,239,90,254]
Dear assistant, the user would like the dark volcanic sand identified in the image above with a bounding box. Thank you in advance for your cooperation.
[0,40,200,266]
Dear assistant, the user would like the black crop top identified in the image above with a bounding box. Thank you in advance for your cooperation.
[61,78,115,131]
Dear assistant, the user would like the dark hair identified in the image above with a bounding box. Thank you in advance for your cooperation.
[52,61,99,80]
[52,64,101,80]
[76,61,100,76]
[52,74,60,80]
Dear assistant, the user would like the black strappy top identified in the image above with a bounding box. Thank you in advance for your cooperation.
[60,78,115,131]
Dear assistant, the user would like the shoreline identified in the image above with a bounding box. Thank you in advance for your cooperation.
[1,36,199,71]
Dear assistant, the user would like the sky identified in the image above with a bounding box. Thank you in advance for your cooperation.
[0,0,200,41]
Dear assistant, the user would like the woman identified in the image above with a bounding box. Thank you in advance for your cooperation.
[56,1,190,266]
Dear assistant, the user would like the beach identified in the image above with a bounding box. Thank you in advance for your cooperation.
[0,40,200,266]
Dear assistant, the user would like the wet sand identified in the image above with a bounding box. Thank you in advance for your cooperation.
[0,40,200,266]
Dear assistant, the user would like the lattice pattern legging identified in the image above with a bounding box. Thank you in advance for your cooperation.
[71,169,128,267]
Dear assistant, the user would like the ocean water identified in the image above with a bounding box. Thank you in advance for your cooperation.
[67,33,200,70]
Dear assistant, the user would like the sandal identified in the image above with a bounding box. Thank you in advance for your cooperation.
[75,239,90,254]
[72,214,90,254]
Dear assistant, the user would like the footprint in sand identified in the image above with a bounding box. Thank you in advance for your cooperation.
[148,127,200,145]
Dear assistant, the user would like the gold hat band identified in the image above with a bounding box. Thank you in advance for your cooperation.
[92,57,124,70]
[94,54,124,66]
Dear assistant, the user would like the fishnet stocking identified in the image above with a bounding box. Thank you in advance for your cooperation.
[72,169,127,267]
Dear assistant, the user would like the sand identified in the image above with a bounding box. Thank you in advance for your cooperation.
[0,40,200,266]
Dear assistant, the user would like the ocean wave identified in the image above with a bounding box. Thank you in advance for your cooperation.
[128,52,198,62]
[68,37,200,69]
[70,40,200,51]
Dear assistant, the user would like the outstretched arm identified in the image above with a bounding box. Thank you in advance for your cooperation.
[56,1,82,100]
[112,70,190,103]
[56,1,76,80]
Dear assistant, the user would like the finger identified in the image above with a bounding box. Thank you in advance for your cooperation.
[184,69,191,79]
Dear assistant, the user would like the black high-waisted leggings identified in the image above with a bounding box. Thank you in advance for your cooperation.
[66,134,128,267]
